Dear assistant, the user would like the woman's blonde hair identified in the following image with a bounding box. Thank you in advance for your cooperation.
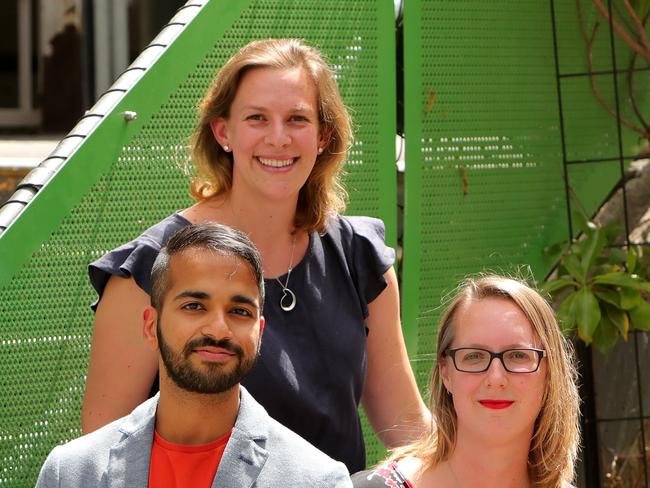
[190,38,352,233]
[392,275,580,487]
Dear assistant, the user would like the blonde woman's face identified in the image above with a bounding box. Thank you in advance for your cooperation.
[210,67,323,203]
[441,297,547,447]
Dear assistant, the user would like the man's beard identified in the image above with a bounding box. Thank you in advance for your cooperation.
[157,320,258,394]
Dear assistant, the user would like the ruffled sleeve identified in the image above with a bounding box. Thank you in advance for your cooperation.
[88,214,191,309]
[334,215,396,317]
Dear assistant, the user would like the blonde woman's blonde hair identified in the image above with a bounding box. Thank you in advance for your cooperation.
[391,275,580,487]
[190,38,352,233]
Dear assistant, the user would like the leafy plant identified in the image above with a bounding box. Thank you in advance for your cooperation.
[542,200,650,354]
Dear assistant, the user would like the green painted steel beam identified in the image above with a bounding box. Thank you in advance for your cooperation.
[401,0,423,357]
[375,6,397,246]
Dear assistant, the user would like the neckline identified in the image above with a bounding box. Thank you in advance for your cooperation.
[154,429,231,452]
[264,230,313,282]
[173,212,192,226]
[172,212,314,282]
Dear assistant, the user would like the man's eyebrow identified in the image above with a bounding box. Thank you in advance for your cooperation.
[172,290,210,301]
[232,294,259,309]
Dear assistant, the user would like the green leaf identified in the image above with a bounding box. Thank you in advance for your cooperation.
[575,288,601,344]
[592,272,650,292]
[593,287,620,308]
[603,303,629,340]
[602,220,622,243]
[580,227,607,276]
[629,300,650,331]
[571,204,591,233]
[543,241,570,265]
[592,316,619,356]
[606,248,627,265]
[564,254,586,284]
[631,247,647,275]
[626,247,638,272]
[557,291,578,335]
[569,242,582,254]
[619,288,641,310]
[541,278,578,295]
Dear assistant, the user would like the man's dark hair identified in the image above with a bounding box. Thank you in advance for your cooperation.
[150,223,264,310]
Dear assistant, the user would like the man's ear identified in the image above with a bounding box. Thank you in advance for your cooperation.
[259,316,265,335]
[209,117,229,149]
[143,307,159,351]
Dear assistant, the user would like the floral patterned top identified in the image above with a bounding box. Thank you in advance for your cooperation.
[351,462,414,488]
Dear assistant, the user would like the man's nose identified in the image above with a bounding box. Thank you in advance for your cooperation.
[201,311,232,338]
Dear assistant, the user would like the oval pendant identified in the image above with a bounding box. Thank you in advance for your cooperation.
[279,287,296,312]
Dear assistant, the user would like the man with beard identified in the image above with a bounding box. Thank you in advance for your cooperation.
[36,223,351,488]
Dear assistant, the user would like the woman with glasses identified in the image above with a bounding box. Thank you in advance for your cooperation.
[352,275,580,487]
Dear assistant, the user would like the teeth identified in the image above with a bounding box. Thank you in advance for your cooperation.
[258,157,294,168]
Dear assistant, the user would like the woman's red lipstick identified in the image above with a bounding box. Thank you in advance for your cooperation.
[479,400,514,409]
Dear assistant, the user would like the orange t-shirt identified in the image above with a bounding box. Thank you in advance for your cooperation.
[148,430,231,488]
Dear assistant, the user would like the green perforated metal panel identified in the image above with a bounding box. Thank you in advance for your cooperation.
[402,0,567,385]
[0,1,395,484]
[400,0,649,390]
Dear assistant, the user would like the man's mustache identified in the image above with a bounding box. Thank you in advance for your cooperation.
[183,336,244,358]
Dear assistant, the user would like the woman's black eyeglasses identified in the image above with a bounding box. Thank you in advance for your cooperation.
[445,347,546,373]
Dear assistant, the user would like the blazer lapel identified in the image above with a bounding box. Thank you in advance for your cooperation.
[212,387,270,488]
[212,432,269,488]
[106,395,158,488]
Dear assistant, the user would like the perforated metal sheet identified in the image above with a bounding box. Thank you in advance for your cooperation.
[400,0,647,387]
[0,1,395,484]
[402,0,566,383]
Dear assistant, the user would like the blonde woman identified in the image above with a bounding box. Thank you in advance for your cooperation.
[352,275,580,487]
[82,38,429,472]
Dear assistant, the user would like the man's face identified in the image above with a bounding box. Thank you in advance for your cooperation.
[150,248,263,394]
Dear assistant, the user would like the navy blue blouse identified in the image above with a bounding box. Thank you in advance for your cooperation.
[89,213,395,472]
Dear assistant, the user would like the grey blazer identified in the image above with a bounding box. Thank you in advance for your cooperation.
[36,387,352,487]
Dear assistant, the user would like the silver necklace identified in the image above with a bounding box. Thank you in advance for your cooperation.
[276,235,297,312]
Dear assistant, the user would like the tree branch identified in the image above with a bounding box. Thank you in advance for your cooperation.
[591,0,650,64]
[578,0,646,136]
[621,0,650,55]
[613,0,637,36]
[627,51,650,135]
